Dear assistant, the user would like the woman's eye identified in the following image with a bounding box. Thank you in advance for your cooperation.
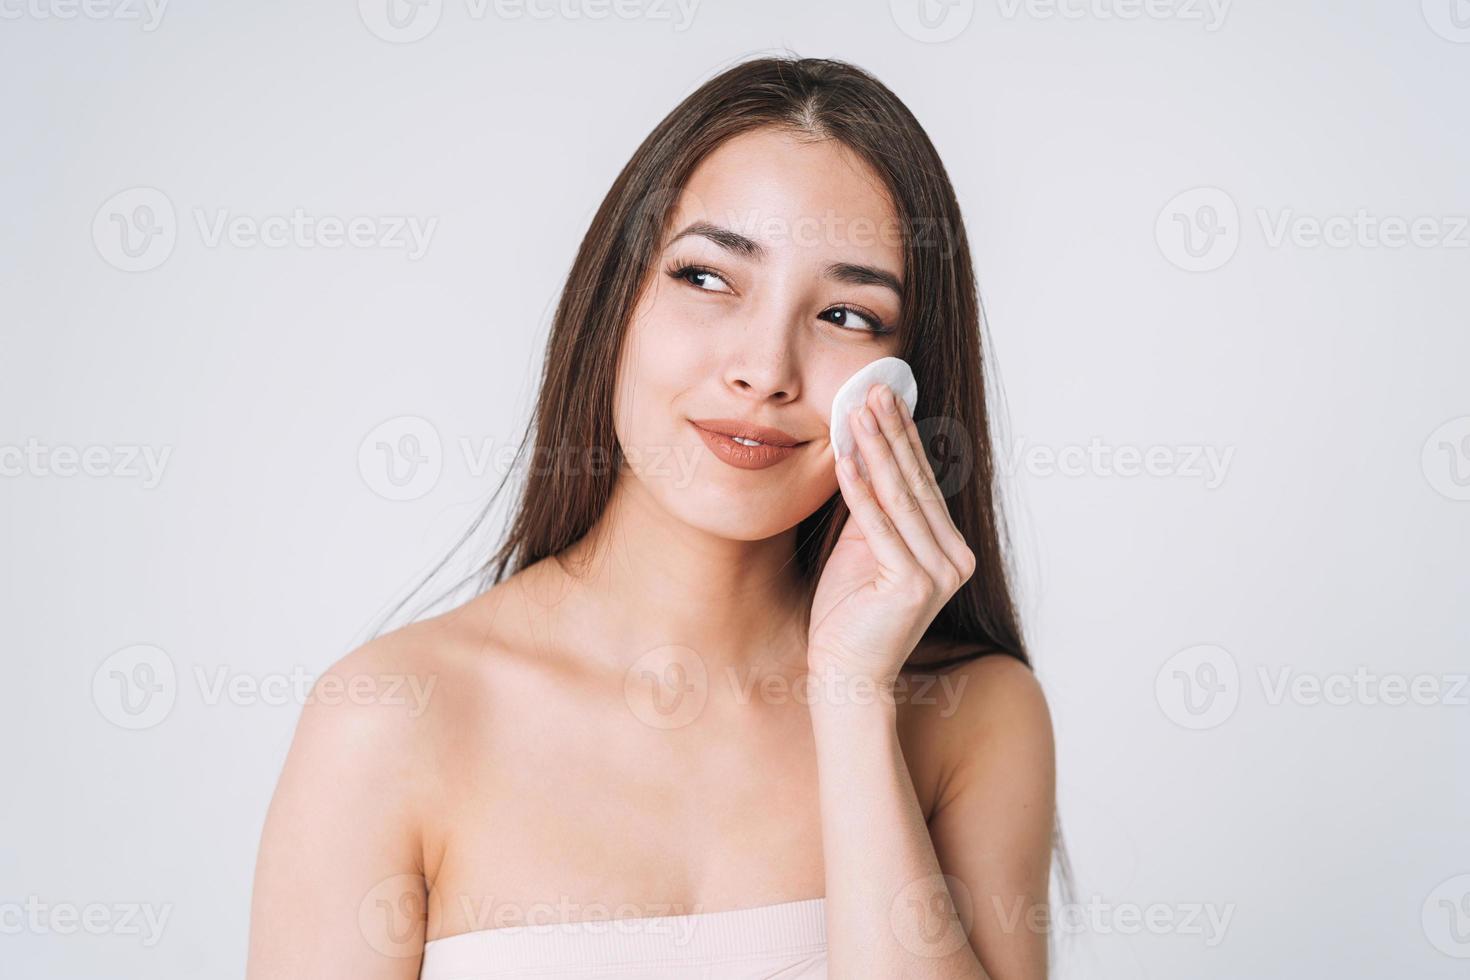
[820,306,889,336]
[669,264,732,293]
[665,263,891,336]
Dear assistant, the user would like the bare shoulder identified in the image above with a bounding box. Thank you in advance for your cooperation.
[898,644,1057,980]
[898,646,1054,814]
[247,579,548,977]
[900,643,1052,736]
[298,615,457,745]
[275,628,431,810]
[280,583,528,797]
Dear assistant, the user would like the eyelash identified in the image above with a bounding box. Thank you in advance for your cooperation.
[663,262,895,337]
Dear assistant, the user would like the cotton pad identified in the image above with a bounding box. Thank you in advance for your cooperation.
[829,356,918,480]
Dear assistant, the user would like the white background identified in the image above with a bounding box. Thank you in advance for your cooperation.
[2,1,1467,977]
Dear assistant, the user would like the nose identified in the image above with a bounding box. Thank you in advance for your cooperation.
[727,368,795,403]
[723,308,801,404]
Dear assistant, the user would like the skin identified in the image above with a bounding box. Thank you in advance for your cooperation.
[245,127,1055,980]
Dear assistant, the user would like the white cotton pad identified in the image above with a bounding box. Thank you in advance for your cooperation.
[829,356,918,479]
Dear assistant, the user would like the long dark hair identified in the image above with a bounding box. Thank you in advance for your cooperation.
[375,51,1074,946]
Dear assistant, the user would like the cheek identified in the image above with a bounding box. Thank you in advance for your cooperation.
[810,360,869,438]
[613,305,710,442]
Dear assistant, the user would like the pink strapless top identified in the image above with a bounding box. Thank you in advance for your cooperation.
[418,896,827,979]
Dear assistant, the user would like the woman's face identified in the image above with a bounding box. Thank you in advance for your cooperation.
[613,126,906,541]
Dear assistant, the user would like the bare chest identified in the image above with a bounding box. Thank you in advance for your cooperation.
[423,691,833,940]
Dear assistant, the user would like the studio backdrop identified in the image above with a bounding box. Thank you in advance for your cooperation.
[2,3,1467,978]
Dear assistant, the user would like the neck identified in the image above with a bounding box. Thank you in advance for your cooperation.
[544,472,815,681]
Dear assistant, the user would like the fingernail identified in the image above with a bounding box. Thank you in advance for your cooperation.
[879,385,896,414]
[859,407,878,433]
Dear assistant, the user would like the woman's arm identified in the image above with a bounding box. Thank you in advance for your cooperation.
[245,643,431,980]
[810,653,1055,980]
[809,389,1057,977]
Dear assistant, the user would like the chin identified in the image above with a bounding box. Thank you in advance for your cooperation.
[662,480,792,541]
[671,466,834,544]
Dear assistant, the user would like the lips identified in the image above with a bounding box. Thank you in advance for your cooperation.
[689,418,803,447]
[689,419,807,471]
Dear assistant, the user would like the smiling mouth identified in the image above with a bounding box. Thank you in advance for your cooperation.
[688,418,806,445]
[689,421,808,470]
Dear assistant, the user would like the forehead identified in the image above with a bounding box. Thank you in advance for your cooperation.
[670,128,903,266]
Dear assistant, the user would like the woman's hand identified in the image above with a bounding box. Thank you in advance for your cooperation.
[807,382,977,687]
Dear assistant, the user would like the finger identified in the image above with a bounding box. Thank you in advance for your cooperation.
[857,387,969,586]
[893,396,976,581]
[864,379,970,552]
[835,450,923,578]
[890,392,973,564]
[850,392,953,583]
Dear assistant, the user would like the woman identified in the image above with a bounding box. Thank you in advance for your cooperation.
[246,55,1058,979]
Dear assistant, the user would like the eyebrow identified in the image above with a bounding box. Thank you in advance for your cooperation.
[667,220,904,298]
